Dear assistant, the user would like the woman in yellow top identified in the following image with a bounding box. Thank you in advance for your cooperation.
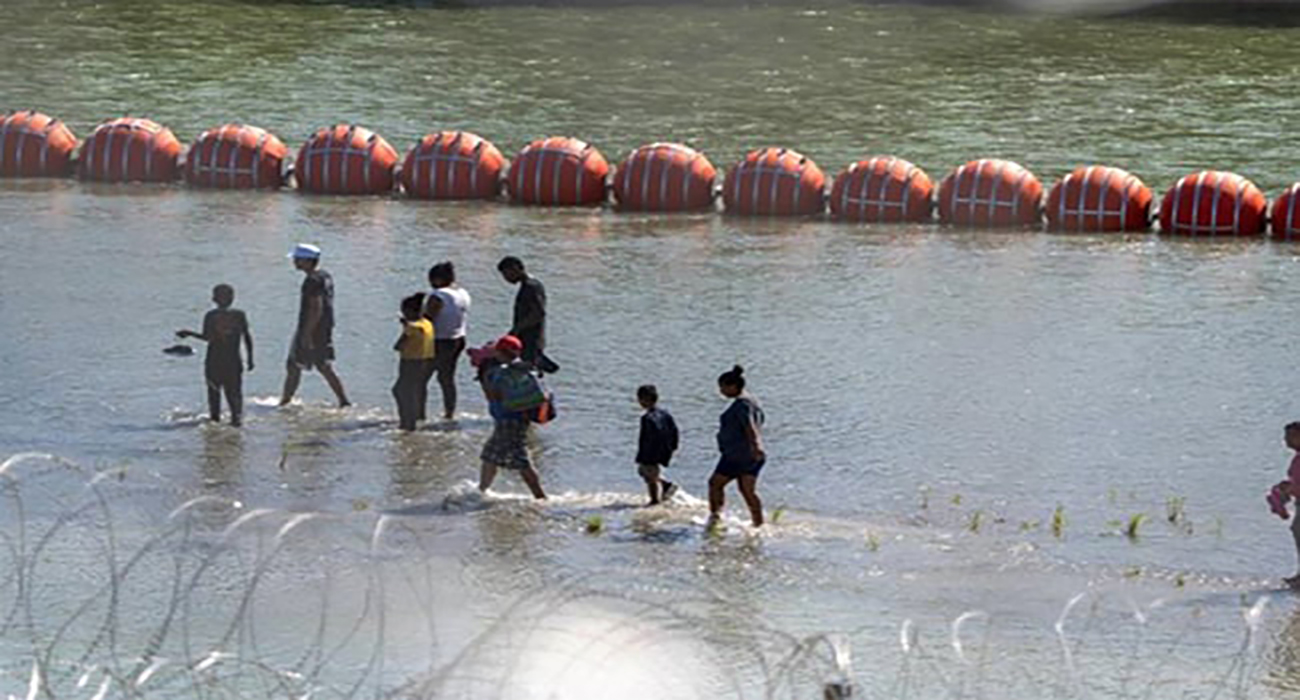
[393,293,435,431]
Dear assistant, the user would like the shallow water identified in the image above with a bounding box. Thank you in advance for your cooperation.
[5,0,1300,697]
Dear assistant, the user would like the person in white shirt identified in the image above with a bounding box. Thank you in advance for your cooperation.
[422,261,472,421]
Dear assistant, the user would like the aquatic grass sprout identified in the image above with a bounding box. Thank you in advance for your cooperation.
[1052,505,1066,539]
[1125,513,1147,542]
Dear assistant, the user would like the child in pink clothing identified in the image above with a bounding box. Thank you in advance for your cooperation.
[1268,422,1300,588]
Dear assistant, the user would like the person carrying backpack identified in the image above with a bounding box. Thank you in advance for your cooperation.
[477,335,547,499]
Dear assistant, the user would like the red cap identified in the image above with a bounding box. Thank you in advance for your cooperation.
[494,335,523,356]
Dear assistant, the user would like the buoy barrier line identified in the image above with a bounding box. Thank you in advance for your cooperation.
[185,124,286,189]
[951,161,1020,222]
[508,137,608,206]
[0,111,77,178]
[77,118,181,183]
[1059,167,1122,230]
[831,157,932,224]
[297,125,397,196]
[1047,166,1152,233]
[939,159,1043,228]
[401,131,504,200]
[1271,185,1300,240]
[1161,170,1265,236]
[613,143,716,212]
[725,148,825,216]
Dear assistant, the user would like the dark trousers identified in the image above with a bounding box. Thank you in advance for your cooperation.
[394,359,432,431]
[422,337,466,420]
[516,328,543,364]
[206,367,243,424]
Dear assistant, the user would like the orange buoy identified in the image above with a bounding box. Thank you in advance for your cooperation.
[612,143,716,212]
[507,136,609,206]
[76,118,181,183]
[400,131,504,200]
[1158,170,1266,237]
[937,159,1042,228]
[184,124,287,189]
[723,147,825,216]
[0,111,77,178]
[1271,184,1300,240]
[295,124,398,196]
[1045,166,1152,233]
[829,156,932,223]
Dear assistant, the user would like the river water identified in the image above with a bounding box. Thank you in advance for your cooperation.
[4,1,1300,698]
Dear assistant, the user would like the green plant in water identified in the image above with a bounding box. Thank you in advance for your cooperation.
[1051,505,1065,539]
[866,531,880,552]
[1166,496,1186,524]
[1174,572,1187,589]
[951,493,963,506]
[968,510,983,533]
[771,505,787,524]
[585,515,604,534]
[1124,566,1143,579]
[1020,519,1040,532]
[1125,513,1146,541]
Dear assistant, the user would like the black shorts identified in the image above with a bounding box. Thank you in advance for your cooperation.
[713,457,765,479]
[205,365,242,388]
[432,337,466,374]
[289,337,335,371]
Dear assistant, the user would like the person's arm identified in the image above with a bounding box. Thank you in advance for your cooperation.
[300,295,323,348]
[667,414,680,454]
[393,322,409,352]
[511,281,546,334]
[743,407,765,462]
[424,294,443,322]
[242,313,255,371]
[178,312,213,342]
[638,414,653,462]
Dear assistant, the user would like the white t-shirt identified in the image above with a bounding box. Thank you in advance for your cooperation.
[426,286,471,340]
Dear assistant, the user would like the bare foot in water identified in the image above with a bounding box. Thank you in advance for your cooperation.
[1284,574,1300,590]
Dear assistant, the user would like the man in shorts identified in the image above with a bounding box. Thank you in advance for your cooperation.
[279,243,351,408]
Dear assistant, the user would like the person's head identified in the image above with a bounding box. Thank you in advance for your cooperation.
[401,293,426,321]
[494,334,523,361]
[428,261,456,288]
[497,256,525,283]
[1286,422,1300,451]
[211,284,235,309]
[717,365,746,398]
[289,243,321,272]
[637,384,659,410]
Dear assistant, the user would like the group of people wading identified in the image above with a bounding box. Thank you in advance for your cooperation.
[177,244,769,527]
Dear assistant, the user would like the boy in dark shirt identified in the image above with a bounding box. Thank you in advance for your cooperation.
[177,284,254,426]
[635,384,679,505]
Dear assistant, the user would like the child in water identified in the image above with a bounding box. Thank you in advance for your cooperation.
[635,384,679,506]
[177,284,253,426]
[1268,421,1300,587]
[392,293,435,431]
[708,365,766,528]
